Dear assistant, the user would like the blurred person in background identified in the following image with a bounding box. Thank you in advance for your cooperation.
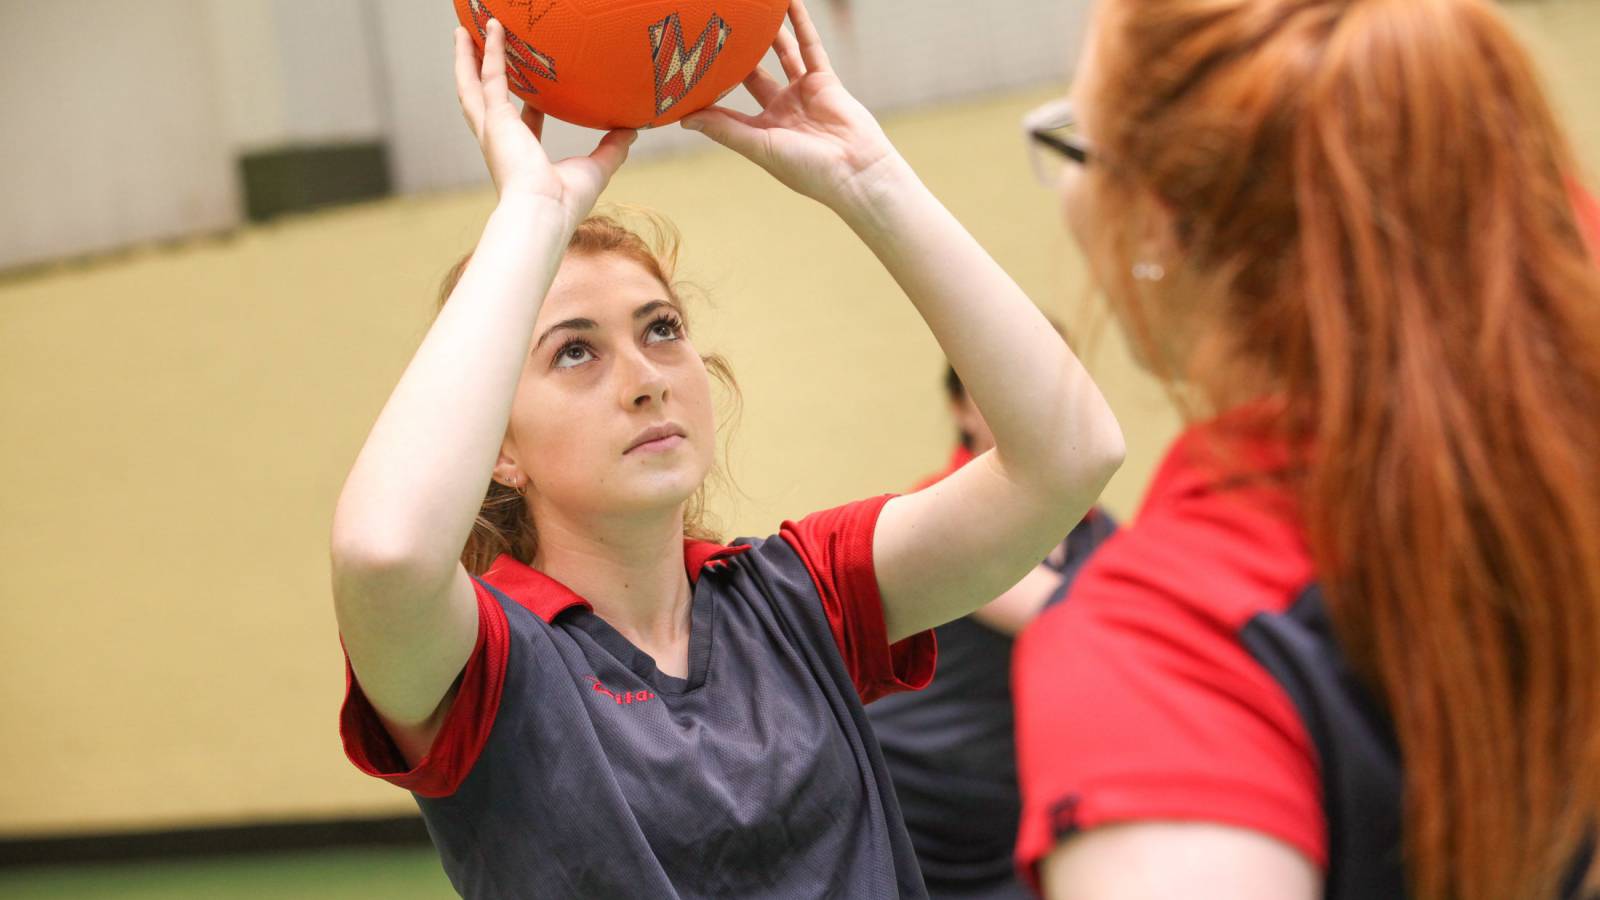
[866,352,1116,900]
[1011,1,1600,899]
[329,2,1122,897]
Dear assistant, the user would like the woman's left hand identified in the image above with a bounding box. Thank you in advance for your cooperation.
[681,0,904,216]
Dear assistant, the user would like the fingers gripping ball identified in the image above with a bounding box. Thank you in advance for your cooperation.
[455,0,789,130]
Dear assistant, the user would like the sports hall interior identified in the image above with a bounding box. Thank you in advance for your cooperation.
[1,1,1595,896]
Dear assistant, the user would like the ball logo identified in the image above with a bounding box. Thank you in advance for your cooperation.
[648,12,733,117]
[467,0,558,95]
[585,675,657,706]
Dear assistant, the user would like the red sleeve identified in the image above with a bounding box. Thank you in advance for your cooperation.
[779,494,937,704]
[338,580,510,798]
[1011,556,1325,891]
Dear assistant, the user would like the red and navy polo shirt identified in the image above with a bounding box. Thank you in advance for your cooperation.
[340,495,938,899]
[1013,418,1597,899]
[1013,420,1334,889]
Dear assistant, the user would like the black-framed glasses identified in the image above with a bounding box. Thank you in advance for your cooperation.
[1023,99,1093,185]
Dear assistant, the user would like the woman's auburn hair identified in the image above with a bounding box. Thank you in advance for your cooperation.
[1087,0,1600,896]
[436,209,739,576]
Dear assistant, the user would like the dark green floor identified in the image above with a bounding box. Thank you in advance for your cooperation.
[0,847,455,899]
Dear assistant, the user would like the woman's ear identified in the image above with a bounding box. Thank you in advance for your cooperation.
[1131,186,1182,274]
[493,436,524,490]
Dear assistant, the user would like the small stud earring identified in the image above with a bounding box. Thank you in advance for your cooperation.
[1132,262,1165,282]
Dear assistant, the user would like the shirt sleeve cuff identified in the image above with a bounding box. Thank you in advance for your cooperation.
[780,493,937,704]
[338,580,510,798]
[1014,775,1328,894]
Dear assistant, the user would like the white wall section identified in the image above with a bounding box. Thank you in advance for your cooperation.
[1,0,1099,268]
[0,0,238,270]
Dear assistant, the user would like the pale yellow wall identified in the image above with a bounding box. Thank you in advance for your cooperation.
[0,85,1166,837]
[1,0,1594,837]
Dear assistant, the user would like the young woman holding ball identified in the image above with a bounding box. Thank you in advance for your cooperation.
[329,2,1122,897]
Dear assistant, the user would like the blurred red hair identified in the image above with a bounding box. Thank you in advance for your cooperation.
[1085,1,1600,896]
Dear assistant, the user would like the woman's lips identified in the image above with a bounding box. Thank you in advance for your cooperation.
[626,433,685,455]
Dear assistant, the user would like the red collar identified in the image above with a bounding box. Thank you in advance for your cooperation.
[481,540,750,623]
[1142,405,1304,517]
[683,539,750,580]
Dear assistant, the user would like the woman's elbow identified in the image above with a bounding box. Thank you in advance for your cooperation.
[1092,424,1128,483]
[329,516,451,595]
[1054,411,1125,491]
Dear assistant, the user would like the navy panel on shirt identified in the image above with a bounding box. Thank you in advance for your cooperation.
[1239,584,1405,900]
[1242,585,1597,900]
[340,496,936,899]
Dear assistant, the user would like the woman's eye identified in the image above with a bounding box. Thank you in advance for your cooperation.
[646,319,681,343]
[554,344,594,368]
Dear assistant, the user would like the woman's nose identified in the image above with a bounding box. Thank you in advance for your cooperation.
[618,349,669,409]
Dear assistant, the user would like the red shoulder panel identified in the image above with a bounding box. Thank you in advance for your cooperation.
[779,495,937,704]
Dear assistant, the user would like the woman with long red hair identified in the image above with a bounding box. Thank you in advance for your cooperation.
[1013,1,1600,898]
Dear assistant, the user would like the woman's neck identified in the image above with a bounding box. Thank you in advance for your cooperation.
[531,506,693,671]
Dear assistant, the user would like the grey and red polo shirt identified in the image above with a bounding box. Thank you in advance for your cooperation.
[340,495,937,899]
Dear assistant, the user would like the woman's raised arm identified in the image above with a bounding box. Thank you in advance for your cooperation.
[329,21,635,735]
[683,1,1123,640]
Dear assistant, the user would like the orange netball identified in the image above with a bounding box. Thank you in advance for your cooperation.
[454,0,788,130]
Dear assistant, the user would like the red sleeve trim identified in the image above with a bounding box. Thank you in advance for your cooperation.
[779,494,936,704]
[338,580,510,798]
[1014,775,1328,893]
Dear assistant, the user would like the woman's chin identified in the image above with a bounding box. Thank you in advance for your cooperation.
[614,467,709,513]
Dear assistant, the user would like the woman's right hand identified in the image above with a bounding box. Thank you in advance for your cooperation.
[454,19,636,224]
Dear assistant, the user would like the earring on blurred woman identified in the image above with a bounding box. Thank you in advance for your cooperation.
[1132,262,1165,282]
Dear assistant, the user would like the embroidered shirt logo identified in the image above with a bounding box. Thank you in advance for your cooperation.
[584,675,657,705]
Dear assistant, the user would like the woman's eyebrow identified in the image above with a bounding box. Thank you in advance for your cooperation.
[533,317,597,351]
[633,300,681,320]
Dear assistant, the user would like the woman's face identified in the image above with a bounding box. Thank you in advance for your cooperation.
[1057,5,1193,375]
[500,252,716,526]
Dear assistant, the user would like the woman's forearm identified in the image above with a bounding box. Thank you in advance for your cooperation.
[837,160,1125,492]
[331,194,570,580]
